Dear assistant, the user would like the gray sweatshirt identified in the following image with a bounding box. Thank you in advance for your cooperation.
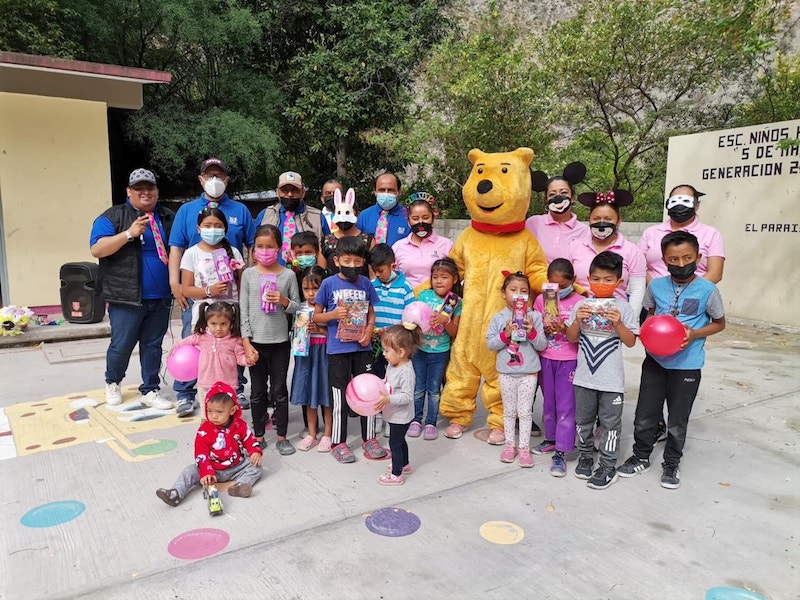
[239,266,300,344]
[383,360,415,424]
[486,307,547,375]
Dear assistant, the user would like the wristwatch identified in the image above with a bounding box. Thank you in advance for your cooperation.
[205,286,212,298]
[125,230,134,242]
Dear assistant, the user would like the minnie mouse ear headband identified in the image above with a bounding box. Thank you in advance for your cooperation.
[407,191,440,217]
[577,189,634,208]
[668,184,705,199]
[532,162,587,193]
[206,381,236,402]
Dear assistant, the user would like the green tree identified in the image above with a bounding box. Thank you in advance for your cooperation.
[736,51,800,126]
[0,0,81,58]
[536,0,791,219]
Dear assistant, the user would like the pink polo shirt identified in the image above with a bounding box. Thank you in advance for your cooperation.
[638,218,726,279]
[568,231,646,300]
[392,231,454,290]
[525,213,589,263]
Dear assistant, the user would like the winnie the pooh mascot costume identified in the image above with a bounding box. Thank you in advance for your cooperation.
[440,147,549,444]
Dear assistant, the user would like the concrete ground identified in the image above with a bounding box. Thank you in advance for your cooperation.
[0,318,798,600]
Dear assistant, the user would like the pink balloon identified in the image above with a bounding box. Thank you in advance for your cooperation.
[346,373,388,417]
[640,315,685,357]
[401,301,435,334]
[167,345,201,381]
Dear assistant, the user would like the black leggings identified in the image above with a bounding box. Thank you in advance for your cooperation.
[249,341,290,437]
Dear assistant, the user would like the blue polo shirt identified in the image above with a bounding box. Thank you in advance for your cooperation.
[643,275,725,370]
[254,202,331,265]
[168,193,255,253]
[356,203,409,247]
[89,201,171,300]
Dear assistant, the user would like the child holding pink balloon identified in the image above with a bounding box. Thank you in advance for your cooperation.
[486,271,547,468]
[374,324,421,485]
[169,301,254,415]
[408,257,462,440]
[617,231,725,489]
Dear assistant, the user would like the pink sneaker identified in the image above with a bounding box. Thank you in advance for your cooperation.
[297,434,319,451]
[423,424,438,440]
[500,444,517,463]
[445,423,466,439]
[407,422,423,437]
[386,463,412,474]
[378,472,404,486]
[518,448,534,468]
[487,429,506,445]
[317,436,332,453]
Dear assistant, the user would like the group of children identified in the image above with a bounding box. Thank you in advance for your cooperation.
[156,200,724,506]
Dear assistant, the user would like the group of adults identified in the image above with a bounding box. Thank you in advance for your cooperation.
[90,158,724,417]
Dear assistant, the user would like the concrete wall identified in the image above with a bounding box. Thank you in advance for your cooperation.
[0,92,111,306]
[666,120,800,328]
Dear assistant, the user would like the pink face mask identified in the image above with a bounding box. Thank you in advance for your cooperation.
[254,248,278,266]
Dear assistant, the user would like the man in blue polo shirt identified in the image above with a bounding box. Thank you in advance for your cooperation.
[356,172,409,247]
[168,157,256,416]
[90,168,174,411]
[255,171,330,265]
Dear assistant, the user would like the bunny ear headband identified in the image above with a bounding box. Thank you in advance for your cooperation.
[532,161,587,192]
[576,189,634,208]
[333,188,358,223]
[407,191,440,217]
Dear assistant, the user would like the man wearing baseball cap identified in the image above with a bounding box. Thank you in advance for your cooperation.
[168,158,256,416]
[89,168,175,410]
[256,171,329,265]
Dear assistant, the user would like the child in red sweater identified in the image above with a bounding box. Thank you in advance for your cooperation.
[156,382,262,505]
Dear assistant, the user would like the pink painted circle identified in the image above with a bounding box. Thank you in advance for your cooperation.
[168,528,230,560]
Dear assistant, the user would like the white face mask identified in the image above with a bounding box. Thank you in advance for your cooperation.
[203,176,226,199]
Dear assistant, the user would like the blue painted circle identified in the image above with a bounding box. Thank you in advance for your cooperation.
[365,507,421,537]
[705,587,767,600]
[21,501,86,528]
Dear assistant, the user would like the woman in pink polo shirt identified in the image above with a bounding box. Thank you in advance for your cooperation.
[526,162,589,264]
[392,193,453,291]
[638,184,725,284]
[567,189,646,316]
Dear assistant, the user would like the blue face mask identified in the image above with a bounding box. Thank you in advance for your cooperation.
[296,255,316,269]
[376,193,397,211]
[559,285,574,299]
[200,228,225,245]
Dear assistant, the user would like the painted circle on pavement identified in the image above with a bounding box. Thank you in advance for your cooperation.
[365,507,421,537]
[168,528,230,560]
[21,501,86,528]
[133,439,178,456]
[705,587,767,600]
[479,520,525,545]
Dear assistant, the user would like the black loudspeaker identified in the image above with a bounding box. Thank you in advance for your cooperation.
[59,262,105,324]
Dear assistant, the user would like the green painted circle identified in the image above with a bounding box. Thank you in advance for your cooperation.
[133,439,178,456]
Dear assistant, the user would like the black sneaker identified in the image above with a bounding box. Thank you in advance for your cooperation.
[237,392,250,410]
[655,420,667,443]
[618,455,651,478]
[587,465,619,490]
[175,397,197,417]
[574,454,593,479]
[661,463,681,489]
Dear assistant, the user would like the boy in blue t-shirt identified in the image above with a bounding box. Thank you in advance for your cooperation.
[566,251,639,490]
[314,236,387,463]
[367,244,415,379]
[618,231,725,489]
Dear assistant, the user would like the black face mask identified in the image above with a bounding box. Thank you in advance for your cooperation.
[336,221,354,231]
[280,197,301,212]
[411,222,433,239]
[339,265,360,282]
[667,206,696,223]
[667,262,697,280]
[323,195,335,212]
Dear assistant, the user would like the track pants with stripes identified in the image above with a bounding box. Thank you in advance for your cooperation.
[574,385,623,468]
[328,350,376,446]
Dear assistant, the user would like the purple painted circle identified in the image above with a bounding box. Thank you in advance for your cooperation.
[705,587,767,600]
[21,500,85,528]
[365,507,421,537]
[168,528,230,560]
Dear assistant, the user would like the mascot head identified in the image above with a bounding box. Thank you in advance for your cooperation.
[462,147,535,229]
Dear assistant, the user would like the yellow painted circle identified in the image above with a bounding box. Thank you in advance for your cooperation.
[479,520,525,545]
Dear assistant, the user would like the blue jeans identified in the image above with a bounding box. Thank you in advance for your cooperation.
[106,299,170,395]
[173,299,246,401]
[412,349,449,425]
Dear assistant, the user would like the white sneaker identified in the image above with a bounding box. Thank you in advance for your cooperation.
[105,382,123,406]
[141,390,173,410]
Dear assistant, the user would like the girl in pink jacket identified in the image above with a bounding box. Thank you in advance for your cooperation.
[170,301,255,414]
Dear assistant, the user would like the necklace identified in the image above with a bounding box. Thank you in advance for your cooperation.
[669,279,693,316]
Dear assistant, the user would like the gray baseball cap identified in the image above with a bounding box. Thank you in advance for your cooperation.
[128,168,157,186]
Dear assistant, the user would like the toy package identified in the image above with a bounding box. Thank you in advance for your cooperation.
[439,292,460,321]
[579,298,617,337]
[541,283,561,329]
[212,249,234,283]
[336,298,369,342]
[511,294,528,342]
[292,307,313,357]
[259,273,278,313]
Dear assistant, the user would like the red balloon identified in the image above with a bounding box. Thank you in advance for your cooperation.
[640,315,686,357]
[167,345,201,381]
[345,373,388,417]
